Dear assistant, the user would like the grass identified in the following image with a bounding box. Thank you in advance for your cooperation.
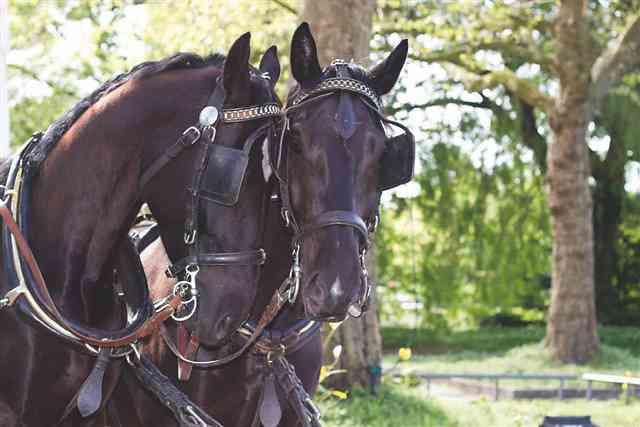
[317,326,640,427]
[433,395,640,427]
[318,384,455,427]
[384,343,640,389]
[318,381,640,427]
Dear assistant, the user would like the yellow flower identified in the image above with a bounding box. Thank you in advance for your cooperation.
[319,366,328,382]
[331,390,348,400]
[398,347,412,361]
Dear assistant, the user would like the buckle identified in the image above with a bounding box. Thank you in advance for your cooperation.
[181,126,202,146]
[184,229,197,245]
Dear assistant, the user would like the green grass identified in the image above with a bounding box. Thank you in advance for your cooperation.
[318,381,640,427]
[318,384,455,427]
[384,343,640,389]
[315,326,640,427]
[433,395,640,427]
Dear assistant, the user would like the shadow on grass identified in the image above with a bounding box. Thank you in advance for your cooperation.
[318,384,456,427]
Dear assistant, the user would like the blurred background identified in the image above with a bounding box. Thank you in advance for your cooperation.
[4,1,640,426]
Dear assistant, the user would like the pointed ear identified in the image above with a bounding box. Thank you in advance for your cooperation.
[368,39,408,96]
[259,45,281,85]
[290,22,322,86]
[223,32,251,103]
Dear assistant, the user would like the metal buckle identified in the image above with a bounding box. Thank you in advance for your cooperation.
[181,126,202,145]
[348,248,371,318]
[172,264,199,322]
[184,229,197,245]
[184,405,208,426]
[281,208,291,228]
[266,343,286,366]
[286,243,301,304]
[125,342,141,366]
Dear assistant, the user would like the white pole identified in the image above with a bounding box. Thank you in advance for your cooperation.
[0,0,10,155]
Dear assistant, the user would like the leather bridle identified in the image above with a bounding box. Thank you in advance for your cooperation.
[143,76,279,324]
[270,62,400,318]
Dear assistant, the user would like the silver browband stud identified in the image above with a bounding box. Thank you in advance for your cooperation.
[199,106,219,127]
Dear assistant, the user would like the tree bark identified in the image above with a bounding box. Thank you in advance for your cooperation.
[299,0,381,390]
[545,0,599,363]
[592,135,625,324]
[300,0,375,66]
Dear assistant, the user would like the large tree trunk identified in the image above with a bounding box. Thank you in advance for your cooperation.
[592,135,625,324]
[545,0,599,363]
[300,0,382,390]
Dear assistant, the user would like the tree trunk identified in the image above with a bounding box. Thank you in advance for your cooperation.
[300,0,375,65]
[0,0,9,154]
[300,0,381,390]
[545,0,599,363]
[592,135,625,324]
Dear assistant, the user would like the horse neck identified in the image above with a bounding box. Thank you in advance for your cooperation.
[26,68,216,323]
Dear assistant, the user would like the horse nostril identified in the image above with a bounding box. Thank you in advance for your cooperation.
[214,314,235,341]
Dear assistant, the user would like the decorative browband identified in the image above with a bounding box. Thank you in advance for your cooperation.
[290,78,383,111]
[222,103,281,123]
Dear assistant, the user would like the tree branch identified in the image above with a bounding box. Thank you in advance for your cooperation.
[8,64,79,98]
[411,40,554,74]
[590,13,640,112]
[270,0,297,15]
[442,63,554,114]
[387,97,497,114]
[518,99,547,172]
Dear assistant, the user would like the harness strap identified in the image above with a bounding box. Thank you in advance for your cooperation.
[166,249,266,278]
[160,273,291,368]
[296,210,368,243]
[127,354,223,427]
[0,198,184,347]
[139,126,202,192]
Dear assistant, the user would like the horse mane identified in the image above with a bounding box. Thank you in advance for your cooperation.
[24,52,226,170]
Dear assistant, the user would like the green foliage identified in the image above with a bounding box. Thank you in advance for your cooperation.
[142,1,295,95]
[371,0,640,328]
[377,138,551,328]
[8,1,295,147]
[381,326,545,355]
[382,325,640,357]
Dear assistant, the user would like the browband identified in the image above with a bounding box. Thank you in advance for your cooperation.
[289,77,383,111]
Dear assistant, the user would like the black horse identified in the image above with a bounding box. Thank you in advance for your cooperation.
[110,22,411,427]
[0,33,281,426]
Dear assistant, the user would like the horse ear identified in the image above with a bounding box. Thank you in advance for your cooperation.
[259,45,281,85]
[368,39,408,96]
[223,32,251,102]
[290,22,322,86]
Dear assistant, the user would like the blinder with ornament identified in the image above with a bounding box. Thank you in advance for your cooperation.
[199,101,280,206]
